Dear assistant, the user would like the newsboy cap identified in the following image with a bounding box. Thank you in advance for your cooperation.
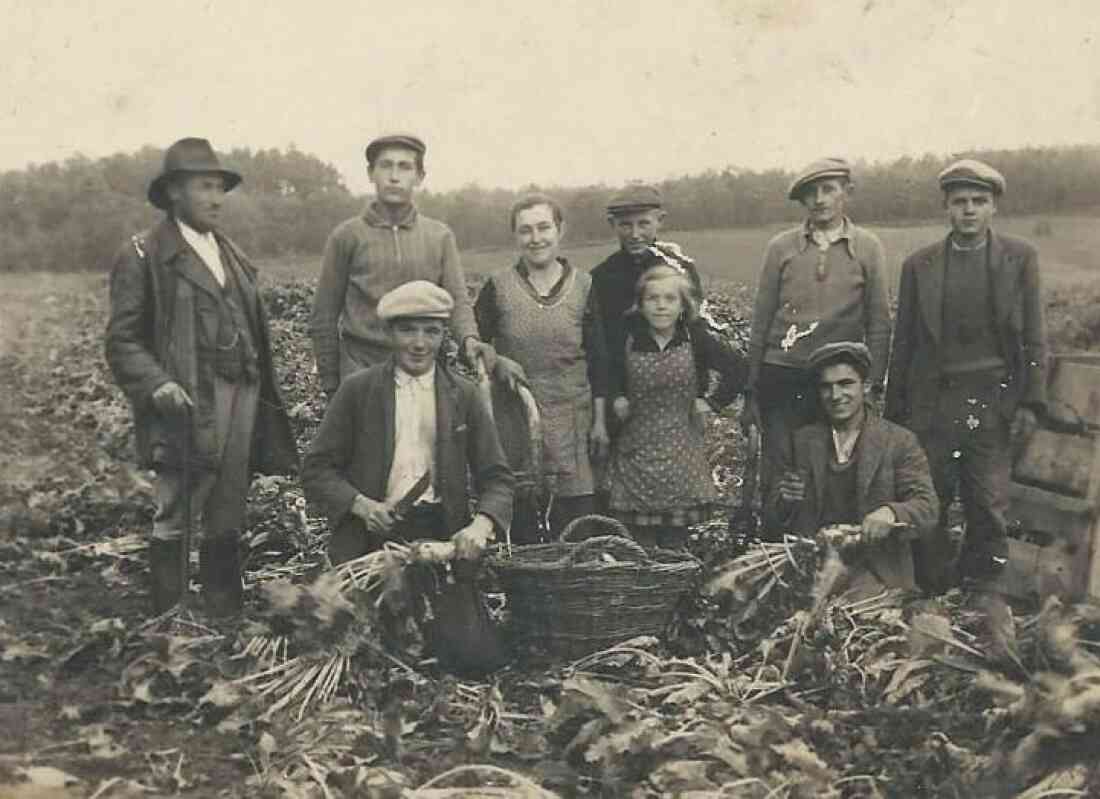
[377,280,454,322]
[147,138,242,210]
[606,184,663,215]
[807,341,872,376]
[938,159,1006,195]
[787,157,852,200]
[365,133,427,165]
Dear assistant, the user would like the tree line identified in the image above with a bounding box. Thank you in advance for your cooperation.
[2,143,1099,273]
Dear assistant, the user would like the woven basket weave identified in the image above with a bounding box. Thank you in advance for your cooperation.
[488,515,701,659]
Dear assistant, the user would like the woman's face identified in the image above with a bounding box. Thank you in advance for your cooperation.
[514,204,562,270]
[640,276,683,335]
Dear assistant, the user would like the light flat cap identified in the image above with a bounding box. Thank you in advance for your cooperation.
[606,184,662,215]
[365,133,427,165]
[377,280,453,321]
[787,157,852,200]
[807,341,872,375]
[938,159,1006,195]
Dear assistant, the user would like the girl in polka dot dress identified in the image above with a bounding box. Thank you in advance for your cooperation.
[608,265,748,549]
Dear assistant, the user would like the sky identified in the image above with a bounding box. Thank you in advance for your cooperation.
[3,0,1099,193]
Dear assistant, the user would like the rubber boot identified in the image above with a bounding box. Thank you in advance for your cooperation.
[200,535,243,618]
[149,538,186,614]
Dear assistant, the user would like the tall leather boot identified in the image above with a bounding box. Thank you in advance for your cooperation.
[200,534,243,618]
[149,538,186,614]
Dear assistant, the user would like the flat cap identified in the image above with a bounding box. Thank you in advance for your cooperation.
[365,133,427,164]
[938,159,1005,195]
[377,280,453,322]
[787,157,852,200]
[606,184,662,215]
[807,341,872,375]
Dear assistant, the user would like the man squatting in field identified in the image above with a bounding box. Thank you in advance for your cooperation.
[588,184,705,508]
[744,158,891,527]
[309,134,496,397]
[302,281,514,673]
[105,138,298,617]
[886,160,1047,592]
[767,342,938,601]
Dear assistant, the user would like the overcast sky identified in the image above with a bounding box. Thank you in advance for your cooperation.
[3,0,1098,193]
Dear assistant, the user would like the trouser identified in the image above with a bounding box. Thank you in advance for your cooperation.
[510,493,598,544]
[152,376,259,542]
[755,364,818,537]
[911,372,1012,591]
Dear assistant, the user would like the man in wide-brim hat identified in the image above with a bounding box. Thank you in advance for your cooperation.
[105,137,298,618]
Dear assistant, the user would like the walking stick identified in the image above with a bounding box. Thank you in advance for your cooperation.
[179,404,193,610]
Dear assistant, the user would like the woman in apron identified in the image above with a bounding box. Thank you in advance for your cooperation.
[474,194,610,541]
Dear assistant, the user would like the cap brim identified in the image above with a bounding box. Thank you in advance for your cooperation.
[788,170,850,200]
[940,178,1001,194]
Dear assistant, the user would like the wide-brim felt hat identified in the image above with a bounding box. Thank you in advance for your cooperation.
[365,133,427,165]
[147,137,242,210]
[787,157,852,200]
[938,159,1006,195]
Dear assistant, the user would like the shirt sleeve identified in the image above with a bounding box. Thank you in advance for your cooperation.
[860,232,892,390]
[582,283,609,398]
[310,226,352,393]
[440,228,478,344]
[746,240,784,392]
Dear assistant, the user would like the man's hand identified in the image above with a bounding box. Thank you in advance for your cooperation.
[452,514,495,560]
[612,396,630,423]
[1010,407,1039,447]
[152,381,193,416]
[351,494,395,536]
[776,469,806,505]
[741,393,761,436]
[493,355,528,391]
[860,505,898,546]
[465,338,498,376]
[589,418,610,460]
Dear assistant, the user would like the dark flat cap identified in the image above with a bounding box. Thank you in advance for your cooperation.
[148,138,241,210]
[807,341,872,375]
[365,133,427,164]
[787,157,852,200]
[606,184,662,215]
[938,159,1005,195]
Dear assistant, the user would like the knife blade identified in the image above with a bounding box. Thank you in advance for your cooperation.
[391,470,432,519]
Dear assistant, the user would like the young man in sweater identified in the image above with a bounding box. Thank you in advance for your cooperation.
[745,158,891,530]
[309,134,493,398]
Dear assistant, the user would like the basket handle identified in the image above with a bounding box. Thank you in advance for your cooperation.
[560,514,632,543]
[563,535,650,565]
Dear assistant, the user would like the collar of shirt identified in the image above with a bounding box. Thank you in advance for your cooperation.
[394,364,436,392]
[831,423,862,465]
[629,317,691,352]
[176,219,226,286]
[364,200,418,229]
[515,257,572,298]
[798,216,854,256]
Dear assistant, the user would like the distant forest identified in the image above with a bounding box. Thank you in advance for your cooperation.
[3,143,1100,272]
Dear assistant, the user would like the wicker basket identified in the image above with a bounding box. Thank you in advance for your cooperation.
[488,515,701,659]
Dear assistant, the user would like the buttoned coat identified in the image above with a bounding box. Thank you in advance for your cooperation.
[301,360,514,560]
[105,219,298,474]
[885,231,1047,430]
[765,415,939,592]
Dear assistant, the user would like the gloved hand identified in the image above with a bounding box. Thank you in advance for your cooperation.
[351,494,396,536]
[152,381,193,416]
[452,514,495,560]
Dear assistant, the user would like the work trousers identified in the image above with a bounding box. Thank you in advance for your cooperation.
[152,376,260,542]
[510,493,598,545]
[755,364,818,538]
[911,371,1012,591]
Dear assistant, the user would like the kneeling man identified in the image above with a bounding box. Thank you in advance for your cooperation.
[302,281,514,671]
[766,342,938,599]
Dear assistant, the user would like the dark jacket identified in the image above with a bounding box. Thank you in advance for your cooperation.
[765,415,938,592]
[301,360,514,559]
[885,231,1048,430]
[104,219,298,474]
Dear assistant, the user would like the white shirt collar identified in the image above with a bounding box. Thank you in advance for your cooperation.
[176,219,225,285]
[394,364,436,390]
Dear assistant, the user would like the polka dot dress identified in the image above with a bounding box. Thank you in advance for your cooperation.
[609,337,716,524]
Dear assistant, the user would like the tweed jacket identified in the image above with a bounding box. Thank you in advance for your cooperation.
[765,414,939,592]
[885,230,1048,430]
[302,360,514,541]
[104,219,298,474]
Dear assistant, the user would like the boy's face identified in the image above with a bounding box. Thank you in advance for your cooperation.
[945,186,996,239]
[609,208,664,256]
[389,317,445,376]
[799,177,850,228]
[368,146,424,206]
[817,362,866,427]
